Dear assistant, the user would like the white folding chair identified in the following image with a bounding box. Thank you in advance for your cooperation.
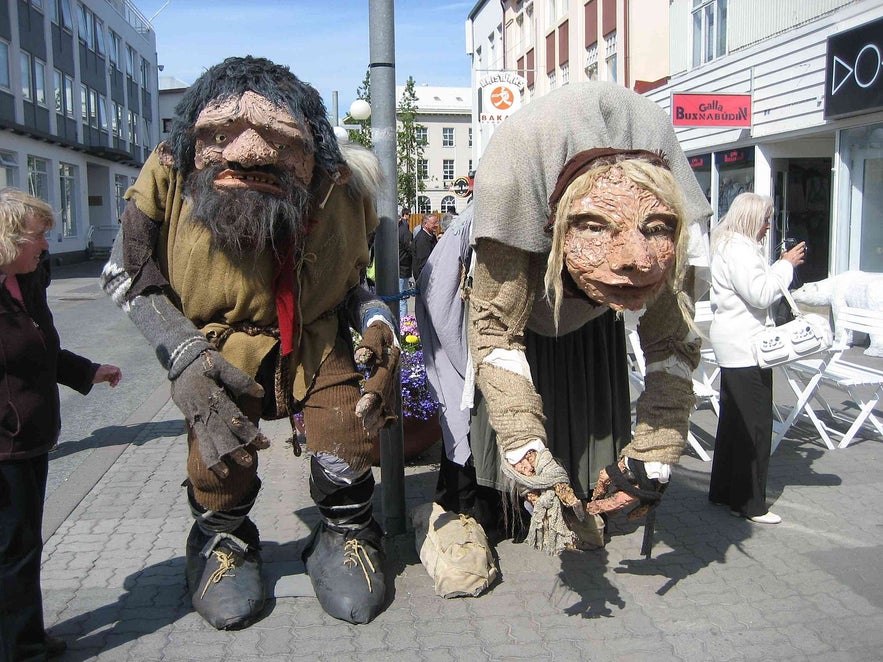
[772,306,883,452]
[623,312,715,461]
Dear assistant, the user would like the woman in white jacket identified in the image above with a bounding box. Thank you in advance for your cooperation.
[708,193,806,524]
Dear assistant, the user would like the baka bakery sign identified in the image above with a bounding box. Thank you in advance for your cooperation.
[671,93,752,128]
[824,16,883,119]
[478,72,526,124]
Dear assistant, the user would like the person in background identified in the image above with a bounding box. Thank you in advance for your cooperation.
[398,208,413,319]
[0,188,121,660]
[412,213,439,283]
[708,192,806,524]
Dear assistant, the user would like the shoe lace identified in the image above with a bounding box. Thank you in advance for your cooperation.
[200,548,238,599]
[343,538,376,593]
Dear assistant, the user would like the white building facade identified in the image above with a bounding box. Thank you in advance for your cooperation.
[647,0,883,280]
[0,0,159,261]
[402,84,473,216]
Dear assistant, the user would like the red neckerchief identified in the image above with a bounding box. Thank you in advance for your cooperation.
[274,243,298,357]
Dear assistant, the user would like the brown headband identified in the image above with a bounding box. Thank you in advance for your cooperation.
[544,148,671,233]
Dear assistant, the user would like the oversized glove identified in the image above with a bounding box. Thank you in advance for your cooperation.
[505,446,585,523]
[171,350,270,478]
[587,458,669,519]
[354,320,401,437]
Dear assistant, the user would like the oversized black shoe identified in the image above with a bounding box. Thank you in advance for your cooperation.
[185,520,265,630]
[302,519,386,624]
[45,633,67,659]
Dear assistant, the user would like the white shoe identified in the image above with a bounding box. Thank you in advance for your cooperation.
[730,510,781,524]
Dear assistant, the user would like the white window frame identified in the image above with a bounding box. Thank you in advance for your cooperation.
[20,51,32,101]
[27,155,49,203]
[0,150,18,188]
[417,195,431,215]
[691,0,727,68]
[34,59,47,106]
[53,68,62,112]
[604,32,617,83]
[114,173,128,219]
[0,41,9,90]
[418,158,428,179]
[58,162,78,237]
[416,125,427,146]
[442,127,454,147]
[443,159,454,182]
[441,195,456,213]
[63,75,74,118]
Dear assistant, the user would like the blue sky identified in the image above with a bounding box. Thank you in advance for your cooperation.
[136,0,474,117]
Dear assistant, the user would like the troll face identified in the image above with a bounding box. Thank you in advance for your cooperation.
[563,166,677,312]
[188,91,316,256]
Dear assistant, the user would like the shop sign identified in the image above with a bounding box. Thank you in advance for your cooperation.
[451,176,472,198]
[689,154,710,169]
[478,72,526,124]
[824,16,883,118]
[671,93,752,127]
[716,148,753,165]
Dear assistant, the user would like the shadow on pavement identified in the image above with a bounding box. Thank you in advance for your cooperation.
[48,421,184,459]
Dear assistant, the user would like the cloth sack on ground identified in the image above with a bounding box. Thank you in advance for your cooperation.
[410,502,498,598]
[751,313,832,368]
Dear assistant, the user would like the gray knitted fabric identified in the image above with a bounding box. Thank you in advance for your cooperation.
[473,81,712,263]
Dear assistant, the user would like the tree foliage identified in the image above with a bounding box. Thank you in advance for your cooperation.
[347,68,372,149]
[396,76,426,212]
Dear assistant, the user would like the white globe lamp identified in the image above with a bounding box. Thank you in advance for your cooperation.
[349,99,372,121]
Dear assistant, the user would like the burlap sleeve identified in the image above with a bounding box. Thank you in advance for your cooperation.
[621,285,700,464]
[467,240,547,454]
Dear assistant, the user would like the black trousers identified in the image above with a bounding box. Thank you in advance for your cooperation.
[709,366,774,517]
[0,454,50,662]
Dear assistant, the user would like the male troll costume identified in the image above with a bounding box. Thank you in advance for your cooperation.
[418,83,713,561]
[101,57,398,628]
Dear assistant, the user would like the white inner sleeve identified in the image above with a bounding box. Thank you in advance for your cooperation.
[484,347,534,381]
[504,438,546,464]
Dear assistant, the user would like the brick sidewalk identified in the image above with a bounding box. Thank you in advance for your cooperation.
[41,379,883,661]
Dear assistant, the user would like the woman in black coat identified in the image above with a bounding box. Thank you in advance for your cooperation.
[0,188,121,661]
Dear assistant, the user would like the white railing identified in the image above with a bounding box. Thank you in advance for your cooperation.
[103,0,154,38]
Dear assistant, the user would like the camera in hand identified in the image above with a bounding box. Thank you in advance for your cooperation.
[783,236,807,256]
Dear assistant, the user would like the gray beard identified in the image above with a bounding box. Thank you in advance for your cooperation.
[187,166,310,258]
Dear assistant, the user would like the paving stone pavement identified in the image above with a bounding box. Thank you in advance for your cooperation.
[40,369,883,661]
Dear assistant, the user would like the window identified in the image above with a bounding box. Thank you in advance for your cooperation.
[140,57,150,88]
[548,71,557,89]
[561,62,570,85]
[34,60,46,106]
[77,4,93,49]
[114,174,128,219]
[604,32,617,82]
[443,159,454,182]
[442,127,454,147]
[143,117,151,150]
[27,156,49,202]
[59,162,77,237]
[440,195,456,213]
[53,70,62,112]
[418,158,428,179]
[98,95,108,131]
[108,31,120,69]
[128,110,138,144]
[93,17,105,55]
[0,41,9,89]
[126,46,135,78]
[0,151,18,188]
[417,195,431,214]
[468,159,473,173]
[50,0,73,30]
[89,88,98,127]
[80,85,87,122]
[31,0,43,10]
[468,127,472,147]
[416,126,427,146]
[112,102,123,136]
[162,117,173,133]
[63,75,74,118]
[585,43,599,80]
[20,52,32,101]
[691,0,727,67]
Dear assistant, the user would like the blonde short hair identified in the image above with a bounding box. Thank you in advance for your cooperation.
[0,188,55,267]
[711,192,773,252]
[543,158,688,328]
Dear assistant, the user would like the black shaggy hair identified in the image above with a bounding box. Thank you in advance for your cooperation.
[167,55,343,180]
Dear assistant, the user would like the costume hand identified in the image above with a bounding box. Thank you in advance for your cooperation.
[170,350,270,478]
[93,364,122,387]
[508,448,585,522]
[354,320,401,437]
[587,458,669,519]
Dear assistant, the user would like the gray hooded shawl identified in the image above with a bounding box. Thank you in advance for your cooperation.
[473,81,711,268]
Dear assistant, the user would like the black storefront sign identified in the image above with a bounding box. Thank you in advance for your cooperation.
[824,16,883,119]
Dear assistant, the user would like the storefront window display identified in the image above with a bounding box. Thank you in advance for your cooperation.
[716,148,754,219]
[840,124,883,273]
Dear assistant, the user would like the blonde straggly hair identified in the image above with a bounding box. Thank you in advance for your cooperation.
[543,158,689,329]
[0,188,54,267]
[711,192,773,253]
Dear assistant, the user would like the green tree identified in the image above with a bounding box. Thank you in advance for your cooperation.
[396,76,426,212]
[346,68,372,149]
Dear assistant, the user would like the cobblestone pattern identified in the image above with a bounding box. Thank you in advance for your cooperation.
[41,395,883,661]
